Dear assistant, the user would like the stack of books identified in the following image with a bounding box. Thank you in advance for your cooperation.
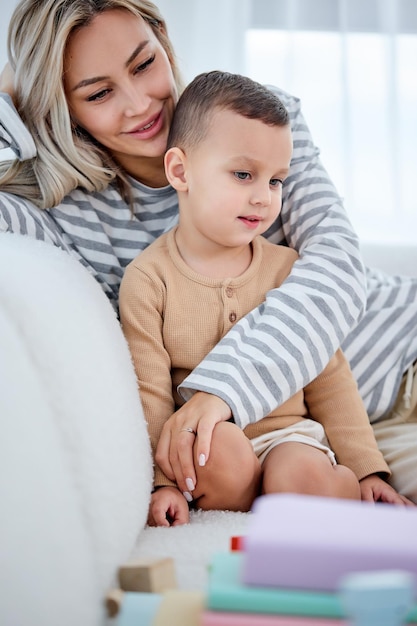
[201,494,417,626]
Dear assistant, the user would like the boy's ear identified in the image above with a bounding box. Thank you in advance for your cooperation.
[164,147,188,191]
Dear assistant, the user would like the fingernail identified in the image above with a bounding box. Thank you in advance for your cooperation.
[199,454,206,467]
[183,491,193,502]
[185,477,195,492]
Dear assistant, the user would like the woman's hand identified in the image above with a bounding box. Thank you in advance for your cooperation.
[147,486,190,527]
[359,474,415,505]
[155,391,232,497]
[0,63,16,100]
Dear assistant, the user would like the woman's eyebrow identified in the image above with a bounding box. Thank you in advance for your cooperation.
[71,76,108,91]
[71,41,150,91]
[125,41,149,67]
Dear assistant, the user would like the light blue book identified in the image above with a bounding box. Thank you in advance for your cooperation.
[206,552,417,623]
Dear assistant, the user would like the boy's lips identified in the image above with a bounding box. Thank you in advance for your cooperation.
[238,215,262,228]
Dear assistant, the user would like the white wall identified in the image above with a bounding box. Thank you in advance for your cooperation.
[1,1,248,85]
[153,0,250,84]
[1,1,18,161]
[1,0,18,70]
[361,244,417,279]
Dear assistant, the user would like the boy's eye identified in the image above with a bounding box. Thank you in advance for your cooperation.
[234,171,251,181]
[270,178,283,187]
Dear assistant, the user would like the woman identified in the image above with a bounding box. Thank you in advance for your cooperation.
[1,0,417,503]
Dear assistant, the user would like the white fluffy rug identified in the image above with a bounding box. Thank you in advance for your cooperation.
[132,509,250,590]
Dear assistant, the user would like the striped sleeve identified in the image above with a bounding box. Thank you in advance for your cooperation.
[0,192,63,244]
[178,87,367,428]
[0,93,37,161]
[342,268,417,422]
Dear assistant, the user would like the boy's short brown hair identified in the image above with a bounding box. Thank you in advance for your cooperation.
[167,70,289,152]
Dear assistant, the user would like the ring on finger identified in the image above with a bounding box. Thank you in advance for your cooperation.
[180,427,197,435]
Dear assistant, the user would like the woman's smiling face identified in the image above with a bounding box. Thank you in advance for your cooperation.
[64,8,178,184]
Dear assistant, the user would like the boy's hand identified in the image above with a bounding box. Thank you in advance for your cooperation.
[359,474,414,505]
[155,391,232,495]
[147,486,190,527]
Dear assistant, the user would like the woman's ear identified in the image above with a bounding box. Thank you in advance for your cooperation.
[164,147,188,191]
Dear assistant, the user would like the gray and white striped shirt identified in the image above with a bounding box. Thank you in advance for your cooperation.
[1,86,417,425]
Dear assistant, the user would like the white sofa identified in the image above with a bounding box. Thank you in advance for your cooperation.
[0,233,248,626]
[1,233,416,626]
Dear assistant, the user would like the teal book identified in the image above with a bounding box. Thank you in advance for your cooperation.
[206,552,417,623]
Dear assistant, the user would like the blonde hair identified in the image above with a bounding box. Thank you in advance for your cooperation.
[0,0,183,209]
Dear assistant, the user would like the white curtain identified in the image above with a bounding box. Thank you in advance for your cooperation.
[245,0,417,245]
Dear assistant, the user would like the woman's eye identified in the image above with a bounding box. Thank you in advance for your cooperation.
[134,55,156,74]
[87,89,110,102]
[234,171,251,181]
[270,178,283,188]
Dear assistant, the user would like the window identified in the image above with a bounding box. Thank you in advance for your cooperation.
[245,0,417,244]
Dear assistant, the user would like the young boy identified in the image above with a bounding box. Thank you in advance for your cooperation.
[119,71,408,527]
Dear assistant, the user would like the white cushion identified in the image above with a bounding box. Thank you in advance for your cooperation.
[0,234,152,626]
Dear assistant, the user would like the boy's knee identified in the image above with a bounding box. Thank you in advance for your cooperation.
[262,443,360,500]
[194,421,261,511]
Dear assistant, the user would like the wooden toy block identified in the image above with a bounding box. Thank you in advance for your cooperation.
[105,588,124,618]
[118,557,177,593]
[152,590,204,626]
[242,494,417,592]
[339,570,416,626]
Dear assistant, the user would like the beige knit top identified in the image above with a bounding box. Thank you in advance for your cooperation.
[119,228,390,487]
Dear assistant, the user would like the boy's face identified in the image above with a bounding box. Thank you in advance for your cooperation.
[177,107,292,249]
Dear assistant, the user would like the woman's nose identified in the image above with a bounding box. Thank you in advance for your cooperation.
[122,83,151,117]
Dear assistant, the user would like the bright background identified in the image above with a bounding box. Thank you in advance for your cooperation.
[2,0,417,246]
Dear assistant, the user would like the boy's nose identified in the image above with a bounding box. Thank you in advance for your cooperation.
[250,185,271,207]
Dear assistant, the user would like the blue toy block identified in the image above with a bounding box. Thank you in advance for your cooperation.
[340,570,416,626]
[117,591,162,626]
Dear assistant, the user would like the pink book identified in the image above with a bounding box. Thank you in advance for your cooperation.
[201,611,345,626]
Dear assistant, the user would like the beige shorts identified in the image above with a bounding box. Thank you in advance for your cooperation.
[250,418,337,466]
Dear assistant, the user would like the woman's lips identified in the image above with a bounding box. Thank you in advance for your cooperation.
[126,110,163,139]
